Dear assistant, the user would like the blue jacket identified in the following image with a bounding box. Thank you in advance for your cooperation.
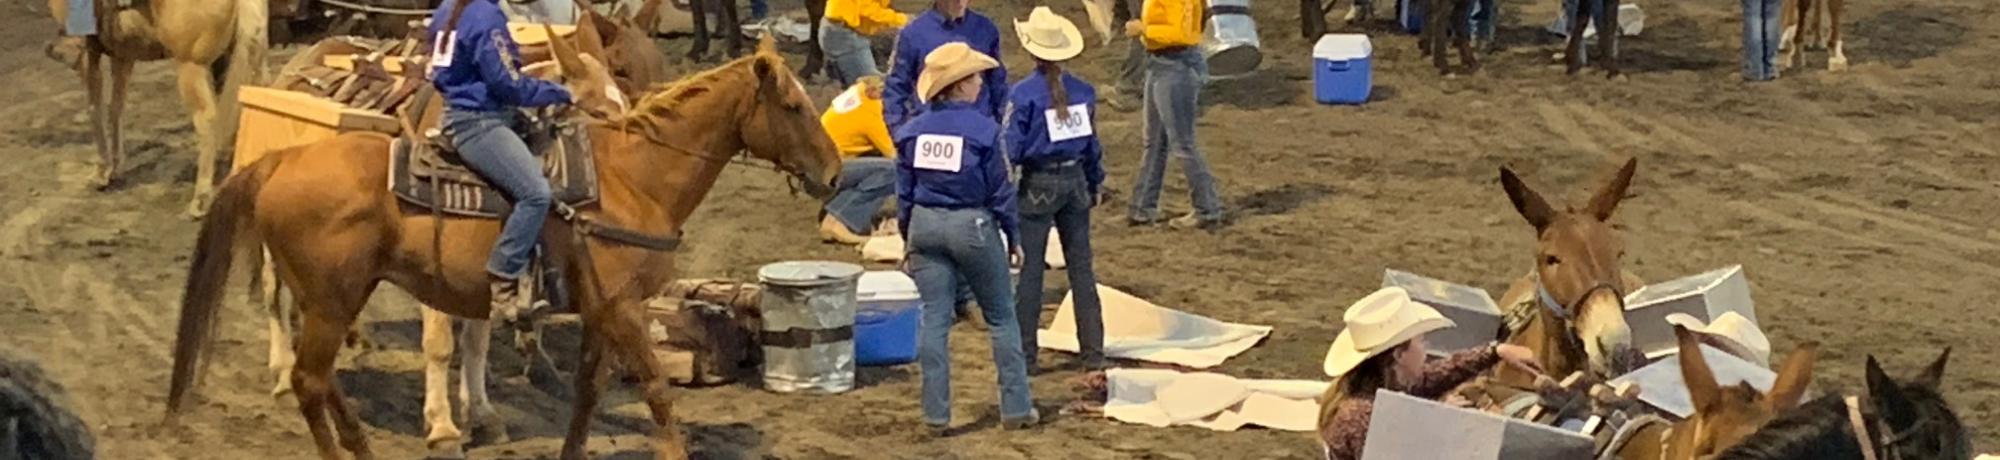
[894,102,1018,249]
[1003,72,1105,195]
[427,0,572,112]
[883,10,1007,130]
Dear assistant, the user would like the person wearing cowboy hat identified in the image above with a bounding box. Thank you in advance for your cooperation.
[1316,287,1543,460]
[882,0,1008,130]
[1003,7,1110,374]
[1664,311,1771,368]
[894,42,1038,435]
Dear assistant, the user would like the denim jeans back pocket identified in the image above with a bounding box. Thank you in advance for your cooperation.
[1019,173,1078,217]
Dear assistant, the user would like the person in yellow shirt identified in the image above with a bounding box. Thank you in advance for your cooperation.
[1122,0,1226,230]
[821,0,909,86]
[819,76,900,243]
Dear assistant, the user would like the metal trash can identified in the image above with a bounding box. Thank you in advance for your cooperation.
[1202,0,1263,78]
[756,261,864,393]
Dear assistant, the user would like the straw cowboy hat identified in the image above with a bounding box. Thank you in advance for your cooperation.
[1665,312,1771,367]
[1324,287,1458,377]
[1014,7,1087,62]
[916,42,1000,104]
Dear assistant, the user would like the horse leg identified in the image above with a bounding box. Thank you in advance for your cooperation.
[267,262,298,401]
[559,320,608,459]
[458,318,507,445]
[173,61,222,218]
[597,301,688,460]
[83,49,110,189]
[718,0,742,57]
[1779,0,1803,70]
[1598,0,1621,78]
[1825,0,1846,71]
[293,306,356,460]
[420,308,466,459]
[687,0,711,60]
[802,0,827,79]
[1424,0,1447,74]
[1564,0,1590,75]
[1454,0,1479,73]
[107,57,131,186]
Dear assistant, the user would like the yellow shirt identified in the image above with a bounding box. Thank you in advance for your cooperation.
[821,84,898,159]
[826,0,909,36]
[1140,0,1204,51]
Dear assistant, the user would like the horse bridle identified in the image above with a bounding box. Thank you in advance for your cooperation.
[1848,395,1946,460]
[1533,275,1627,365]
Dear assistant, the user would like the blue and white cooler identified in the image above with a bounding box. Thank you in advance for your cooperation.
[853,270,921,366]
[1312,34,1373,105]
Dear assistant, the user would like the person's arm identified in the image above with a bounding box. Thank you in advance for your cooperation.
[1084,101,1106,197]
[981,134,1019,252]
[1406,344,1502,399]
[882,30,919,129]
[895,136,916,240]
[1001,97,1033,167]
[983,29,1009,120]
[474,29,572,107]
[858,0,909,32]
[866,113,899,158]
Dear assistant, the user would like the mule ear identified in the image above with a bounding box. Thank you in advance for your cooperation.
[1915,347,1950,390]
[1761,341,1819,413]
[1674,325,1722,414]
[571,0,611,60]
[757,31,780,57]
[633,0,666,31]
[1500,165,1557,231]
[1866,355,1921,429]
[1584,157,1637,222]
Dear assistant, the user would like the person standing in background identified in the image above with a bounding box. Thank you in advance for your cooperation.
[1740,0,1783,81]
[1124,0,1226,230]
[882,0,1006,129]
[821,0,908,86]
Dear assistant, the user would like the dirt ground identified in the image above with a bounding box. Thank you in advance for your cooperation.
[2,0,1997,457]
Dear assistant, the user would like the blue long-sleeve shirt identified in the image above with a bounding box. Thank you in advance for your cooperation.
[882,10,1007,130]
[427,0,572,112]
[1002,72,1105,195]
[894,102,1018,249]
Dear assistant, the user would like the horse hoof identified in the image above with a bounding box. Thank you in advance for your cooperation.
[1829,57,1849,72]
[424,442,467,460]
[185,200,210,220]
[470,422,510,447]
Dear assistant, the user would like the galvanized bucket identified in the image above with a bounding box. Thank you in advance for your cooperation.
[1201,0,1263,78]
[756,261,864,393]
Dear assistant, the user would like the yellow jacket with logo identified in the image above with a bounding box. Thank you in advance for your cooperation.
[826,0,909,36]
[821,84,899,159]
[1141,0,1204,51]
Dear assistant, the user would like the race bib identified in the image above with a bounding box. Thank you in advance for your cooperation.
[428,31,457,69]
[913,134,965,172]
[832,87,864,114]
[1045,103,1093,142]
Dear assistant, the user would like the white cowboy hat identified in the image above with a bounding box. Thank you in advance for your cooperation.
[1013,7,1087,62]
[1324,287,1457,377]
[1665,311,1771,368]
[916,42,1000,104]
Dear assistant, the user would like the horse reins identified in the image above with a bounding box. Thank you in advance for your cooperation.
[1847,394,1943,460]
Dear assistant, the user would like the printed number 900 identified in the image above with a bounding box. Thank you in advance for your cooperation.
[920,141,958,158]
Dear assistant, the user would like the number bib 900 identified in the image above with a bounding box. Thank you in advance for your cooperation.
[913,134,965,172]
[1045,103,1093,142]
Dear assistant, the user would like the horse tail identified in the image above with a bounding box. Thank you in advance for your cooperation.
[166,150,284,417]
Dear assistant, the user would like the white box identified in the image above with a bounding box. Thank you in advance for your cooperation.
[1363,390,1597,460]
[1381,269,1502,357]
[1609,343,1776,420]
[1622,265,1756,361]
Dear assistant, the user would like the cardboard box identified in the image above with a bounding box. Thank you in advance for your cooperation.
[1622,265,1756,361]
[1362,389,1597,460]
[1381,269,1502,356]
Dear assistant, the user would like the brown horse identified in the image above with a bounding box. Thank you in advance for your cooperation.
[1780,0,1847,72]
[1490,158,1643,390]
[1608,325,1819,460]
[47,0,268,216]
[167,33,840,460]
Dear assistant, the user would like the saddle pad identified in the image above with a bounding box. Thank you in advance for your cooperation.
[388,130,600,218]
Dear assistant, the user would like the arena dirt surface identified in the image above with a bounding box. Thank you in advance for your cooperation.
[1,0,1996,457]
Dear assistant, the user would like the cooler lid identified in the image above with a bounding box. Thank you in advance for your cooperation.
[1313,34,1373,61]
[857,270,920,301]
[757,261,864,286]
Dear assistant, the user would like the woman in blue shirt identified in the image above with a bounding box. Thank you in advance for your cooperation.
[1004,8,1106,372]
[428,0,574,321]
[895,42,1038,435]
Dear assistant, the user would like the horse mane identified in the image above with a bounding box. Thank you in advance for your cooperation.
[617,53,770,126]
[1714,394,1856,460]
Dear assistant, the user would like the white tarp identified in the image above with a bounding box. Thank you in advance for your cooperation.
[1102,368,1324,432]
[1039,284,1271,369]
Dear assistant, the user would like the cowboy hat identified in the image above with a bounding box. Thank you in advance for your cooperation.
[1014,7,1087,62]
[915,42,999,104]
[1665,312,1770,367]
[1324,287,1458,377]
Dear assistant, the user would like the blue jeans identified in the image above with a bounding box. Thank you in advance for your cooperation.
[1469,0,1497,42]
[751,0,768,19]
[907,206,1033,426]
[443,109,551,279]
[65,0,95,35]
[1741,0,1782,80]
[1548,0,1609,38]
[1129,48,1224,223]
[824,156,894,234]
[819,19,880,88]
[1014,166,1104,369]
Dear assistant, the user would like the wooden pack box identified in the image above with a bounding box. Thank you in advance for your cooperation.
[1609,343,1776,420]
[1381,269,1502,357]
[1622,265,1757,361]
[1362,389,1597,460]
[231,85,399,174]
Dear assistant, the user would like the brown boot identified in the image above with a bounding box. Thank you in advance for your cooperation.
[819,214,868,245]
[489,276,527,323]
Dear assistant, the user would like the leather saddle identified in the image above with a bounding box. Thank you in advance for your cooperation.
[388,86,601,218]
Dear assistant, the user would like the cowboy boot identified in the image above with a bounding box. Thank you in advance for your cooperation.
[819,214,868,245]
[489,275,528,323]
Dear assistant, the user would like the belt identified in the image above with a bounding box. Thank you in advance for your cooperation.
[1024,159,1081,172]
[1150,45,1195,55]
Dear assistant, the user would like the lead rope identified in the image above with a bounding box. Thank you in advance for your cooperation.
[1848,396,1881,460]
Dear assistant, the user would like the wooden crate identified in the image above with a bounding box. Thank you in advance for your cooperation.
[230,85,400,174]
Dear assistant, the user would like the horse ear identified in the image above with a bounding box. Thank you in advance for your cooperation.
[757,32,780,57]
[1915,347,1950,390]
[1761,341,1819,413]
[1674,325,1722,414]
[1500,165,1557,231]
[1866,355,1921,429]
[633,0,666,31]
[1584,157,1637,222]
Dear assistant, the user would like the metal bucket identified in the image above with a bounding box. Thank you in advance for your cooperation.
[1201,0,1263,78]
[756,261,864,393]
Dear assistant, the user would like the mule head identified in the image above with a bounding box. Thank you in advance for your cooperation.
[542,22,628,119]
[740,34,841,200]
[1864,348,1970,459]
[1663,325,1819,460]
[1500,157,1640,377]
[576,0,672,93]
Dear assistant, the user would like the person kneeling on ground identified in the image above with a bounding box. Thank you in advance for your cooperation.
[1317,287,1543,460]
[820,76,901,244]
